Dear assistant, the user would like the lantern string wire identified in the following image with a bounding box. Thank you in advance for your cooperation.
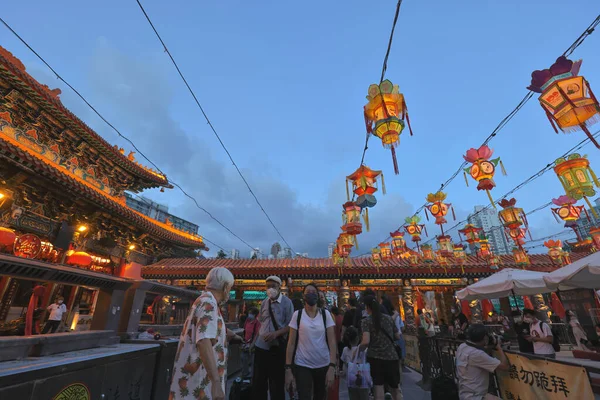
[376,14,600,250]
[0,17,257,252]
[133,0,297,254]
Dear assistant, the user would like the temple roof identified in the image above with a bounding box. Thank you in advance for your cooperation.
[0,46,171,190]
[141,253,588,280]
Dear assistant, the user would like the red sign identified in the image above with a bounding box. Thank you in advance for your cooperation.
[14,233,42,259]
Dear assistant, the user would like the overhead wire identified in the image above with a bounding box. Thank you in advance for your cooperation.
[134,0,295,254]
[0,17,255,251]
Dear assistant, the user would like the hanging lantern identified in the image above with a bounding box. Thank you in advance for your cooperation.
[453,244,467,262]
[409,252,420,265]
[371,248,381,264]
[346,165,385,230]
[0,226,16,251]
[590,227,600,251]
[512,248,530,268]
[404,215,426,248]
[463,145,507,206]
[421,244,435,263]
[552,195,588,242]
[425,191,456,235]
[498,198,527,229]
[342,201,363,236]
[66,251,93,268]
[390,231,406,255]
[363,79,413,174]
[528,56,600,148]
[379,242,392,261]
[478,238,492,258]
[458,224,482,245]
[554,153,600,215]
[544,239,566,265]
[436,235,454,257]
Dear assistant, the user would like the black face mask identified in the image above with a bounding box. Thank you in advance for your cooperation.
[304,293,318,306]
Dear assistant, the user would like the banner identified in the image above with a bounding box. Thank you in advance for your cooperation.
[496,352,593,400]
[404,335,421,372]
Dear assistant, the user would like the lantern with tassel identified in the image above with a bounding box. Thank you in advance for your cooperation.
[404,216,426,249]
[390,230,406,255]
[425,191,455,235]
[528,56,600,148]
[363,79,413,175]
[544,239,566,265]
[342,201,363,236]
[421,244,435,263]
[590,227,600,251]
[346,165,385,230]
[371,247,381,265]
[463,145,507,207]
[379,242,392,261]
[454,244,467,263]
[478,238,492,258]
[458,224,482,245]
[554,153,600,216]
[436,235,454,257]
[498,198,530,247]
[551,195,587,242]
[512,247,530,267]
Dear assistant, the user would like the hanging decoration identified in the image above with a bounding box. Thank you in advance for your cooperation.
[346,165,385,230]
[425,191,456,235]
[371,247,381,266]
[436,235,454,257]
[379,242,392,262]
[589,227,600,252]
[478,237,492,259]
[404,215,427,250]
[363,79,413,174]
[551,195,588,242]
[421,244,435,263]
[528,56,600,148]
[463,145,507,207]
[544,239,570,265]
[342,201,363,236]
[0,226,16,252]
[390,230,407,255]
[512,247,530,268]
[498,198,530,247]
[454,244,467,273]
[458,224,483,245]
[554,153,600,216]
[336,231,354,258]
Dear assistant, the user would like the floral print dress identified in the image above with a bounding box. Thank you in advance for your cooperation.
[169,291,227,400]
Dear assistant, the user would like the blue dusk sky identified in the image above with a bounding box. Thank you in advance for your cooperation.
[2,1,600,257]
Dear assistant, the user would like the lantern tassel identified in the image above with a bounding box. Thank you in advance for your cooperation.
[451,205,456,220]
[552,210,561,223]
[364,208,370,232]
[424,208,430,221]
[499,159,507,176]
[391,147,399,175]
[584,196,599,219]
[589,166,600,188]
[464,171,469,187]
[583,207,592,223]
[404,103,414,136]
[486,190,496,208]
[354,235,359,250]
[461,265,465,275]
[345,179,350,201]
[381,172,386,195]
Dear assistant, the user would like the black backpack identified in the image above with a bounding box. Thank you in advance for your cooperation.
[292,308,330,363]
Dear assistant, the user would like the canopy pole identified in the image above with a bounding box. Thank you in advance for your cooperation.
[511,289,520,312]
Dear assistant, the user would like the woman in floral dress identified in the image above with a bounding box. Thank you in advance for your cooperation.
[169,267,236,400]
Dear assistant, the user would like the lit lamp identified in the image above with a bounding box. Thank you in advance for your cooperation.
[436,235,454,257]
[390,230,406,255]
[478,238,491,258]
[66,251,93,268]
[544,239,565,265]
[421,244,435,263]
[554,154,600,215]
[0,226,16,252]
[342,201,363,235]
[512,248,530,268]
[458,224,482,245]
[346,165,385,229]
[589,227,600,251]
[453,244,466,262]
[371,248,381,264]
[404,215,426,250]
[379,242,392,261]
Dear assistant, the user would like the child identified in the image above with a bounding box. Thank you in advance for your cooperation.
[341,326,370,400]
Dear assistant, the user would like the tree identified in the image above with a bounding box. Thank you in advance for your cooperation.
[216,250,228,259]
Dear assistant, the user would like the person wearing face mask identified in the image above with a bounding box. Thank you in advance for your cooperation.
[285,283,337,400]
[523,308,556,359]
[241,307,260,378]
[253,276,294,400]
[169,267,236,400]
[42,296,66,334]
[450,306,468,338]
[511,310,534,354]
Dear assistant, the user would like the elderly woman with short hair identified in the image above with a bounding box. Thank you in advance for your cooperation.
[169,267,239,400]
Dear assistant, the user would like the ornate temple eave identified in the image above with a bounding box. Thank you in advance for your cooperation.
[0,48,170,190]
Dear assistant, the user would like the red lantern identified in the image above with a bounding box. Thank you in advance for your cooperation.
[478,239,492,258]
[0,226,16,250]
[379,242,392,261]
[463,145,507,206]
[498,198,530,247]
[342,201,363,235]
[513,248,530,268]
[551,195,588,242]
[67,251,93,268]
[459,224,482,244]
[404,216,426,248]
[390,231,406,255]
[436,235,454,257]
[425,191,455,235]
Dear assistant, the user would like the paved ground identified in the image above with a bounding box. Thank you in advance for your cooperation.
[227,367,430,399]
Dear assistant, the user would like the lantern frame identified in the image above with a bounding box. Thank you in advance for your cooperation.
[342,201,363,236]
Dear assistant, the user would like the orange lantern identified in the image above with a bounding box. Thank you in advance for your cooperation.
[421,244,435,263]
[512,248,530,267]
[478,238,492,258]
[67,251,93,268]
[390,230,406,255]
[453,244,467,263]
[590,227,600,251]
[379,242,392,261]
[528,56,600,148]
[552,195,588,242]
[404,216,426,249]
[371,247,381,264]
[463,145,506,206]
[342,201,363,235]
[0,226,16,250]
[436,235,454,257]
[346,165,385,228]
[363,79,413,174]
[554,154,600,216]
[544,239,566,265]
[498,198,530,247]
[458,224,482,245]
[425,191,455,235]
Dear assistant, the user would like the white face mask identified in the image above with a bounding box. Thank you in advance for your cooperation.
[266,288,279,299]
[57,300,64,305]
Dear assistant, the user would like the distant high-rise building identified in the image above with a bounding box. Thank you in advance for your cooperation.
[268,254,275,260]
[276,247,294,259]
[328,243,335,258]
[231,249,240,259]
[271,242,282,258]
[467,205,512,255]
[124,192,199,235]
[250,248,263,259]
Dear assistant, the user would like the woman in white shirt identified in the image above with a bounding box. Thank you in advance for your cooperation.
[285,283,337,400]
[567,310,590,350]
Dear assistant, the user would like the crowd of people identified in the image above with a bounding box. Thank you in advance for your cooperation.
[168,269,406,400]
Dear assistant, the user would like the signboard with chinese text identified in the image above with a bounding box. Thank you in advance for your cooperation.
[14,233,42,259]
[496,352,593,399]
[404,335,421,372]
[411,278,464,286]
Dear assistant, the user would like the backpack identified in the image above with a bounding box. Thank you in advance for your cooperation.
[545,323,561,352]
[292,308,329,363]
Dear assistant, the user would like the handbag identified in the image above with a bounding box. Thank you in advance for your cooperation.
[381,324,402,360]
[346,348,372,389]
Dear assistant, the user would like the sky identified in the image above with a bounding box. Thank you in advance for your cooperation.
[2,1,600,258]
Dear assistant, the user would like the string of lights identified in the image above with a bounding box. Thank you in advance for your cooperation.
[377,14,600,248]
[134,0,295,254]
[0,17,256,251]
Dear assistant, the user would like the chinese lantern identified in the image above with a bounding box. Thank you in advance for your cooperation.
[67,251,93,268]
[590,227,600,251]
[544,239,566,265]
[463,145,506,206]
[342,201,363,236]
[454,245,467,263]
[371,247,381,264]
[488,254,501,270]
[346,165,385,229]
[425,191,455,235]
[390,230,406,255]
[336,232,353,258]
[363,79,413,174]
[421,244,435,263]
[436,235,454,257]
[498,198,530,247]
[512,248,530,268]
[478,238,492,258]
[528,56,600,148]
[404,216,426,249]
[0,226,16,251]
[551,195,588,242]
[458,224,482,245]
[554,154,600,216]
[379,242,392,261]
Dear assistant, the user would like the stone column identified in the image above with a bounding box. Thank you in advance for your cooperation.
[402,280,416,334]
[91,288,126,331]
[469,299,483,324]
[338,279,350,309]
[532,294,550,323]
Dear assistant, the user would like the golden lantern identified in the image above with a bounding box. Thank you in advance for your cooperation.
[528,56,600,148]
[390,230,406,255]
[478,238,491,258]
[544,239,568,265]
[421,244,435,263]
[379,242,392,261]
[436,235,454,257]
[554,154,600,215]
[512,248,530,268]
[404,215,426,249]
[67,251,93,268]
[425,191,455,235]
[551,195,585,226]
[371,247,381,264]
[497,198,526,229]
[463,145,507,206]
[0,226,16,251]
[458,224,482,245]
[342,201,363,236]
[363,79,413,174]
[346,165,385,229]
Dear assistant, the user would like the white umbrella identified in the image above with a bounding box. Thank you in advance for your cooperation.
[543,251,600,290]
[456,268,550,300]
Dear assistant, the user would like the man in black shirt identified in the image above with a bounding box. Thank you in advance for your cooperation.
[512,310,534,353]
[450,306,469,339]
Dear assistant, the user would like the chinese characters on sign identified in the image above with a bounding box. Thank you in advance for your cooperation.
[403,335,421,372]
[14,233,42,259]
[496,353,593,399]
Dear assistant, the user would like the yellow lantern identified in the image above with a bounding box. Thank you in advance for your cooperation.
[478,238,491,258]
[379,242,392,261]
[554,153,600,214]
[512,248,530,268]
[421,244,435,263]
[544,239,567,265]
[371,248,381,265]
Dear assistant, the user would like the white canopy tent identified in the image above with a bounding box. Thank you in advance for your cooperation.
[543,251,600,291]
[456,268,551,301]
